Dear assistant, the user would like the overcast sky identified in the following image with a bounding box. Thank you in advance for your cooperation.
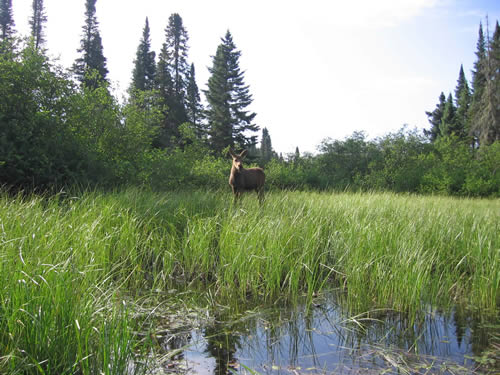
[11,0,500,154]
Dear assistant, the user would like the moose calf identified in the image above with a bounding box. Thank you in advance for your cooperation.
[229,149,265,203]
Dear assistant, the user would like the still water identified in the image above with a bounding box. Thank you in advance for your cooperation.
[155,295,497,374]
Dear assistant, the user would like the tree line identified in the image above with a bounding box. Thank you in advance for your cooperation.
[0,0,499,196]
[425,19,500,147]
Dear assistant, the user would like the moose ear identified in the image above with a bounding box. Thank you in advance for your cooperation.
[239,149,248,158]
[228,148,236,158]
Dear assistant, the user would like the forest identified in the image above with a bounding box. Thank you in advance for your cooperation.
[1,0,499,197]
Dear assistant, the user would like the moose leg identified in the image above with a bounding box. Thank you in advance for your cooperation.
[232,187,241,204]
[257,187,265,205]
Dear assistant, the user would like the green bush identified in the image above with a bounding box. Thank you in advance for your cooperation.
[0,45,86,189]
[463,141,500,197]
[420,136,473,195]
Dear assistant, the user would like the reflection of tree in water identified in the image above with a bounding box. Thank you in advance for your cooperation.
[204,318,242,375]
[155,320,193,373]
[162,332,190,361]
[164,295,498,374]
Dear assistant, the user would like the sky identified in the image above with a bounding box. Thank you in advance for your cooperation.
[10,0,500,155]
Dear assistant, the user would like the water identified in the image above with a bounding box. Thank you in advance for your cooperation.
[154,296,497,374]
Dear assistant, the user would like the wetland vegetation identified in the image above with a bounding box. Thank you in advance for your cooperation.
[0,189,498,374]
[1,5,500,372]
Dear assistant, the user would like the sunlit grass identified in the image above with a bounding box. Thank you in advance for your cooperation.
[0,188,498,373]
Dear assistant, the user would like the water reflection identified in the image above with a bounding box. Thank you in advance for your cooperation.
[204,316,241,375]
[161,296,497,374]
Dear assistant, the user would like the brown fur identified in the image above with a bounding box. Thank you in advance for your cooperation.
[228,149,265,203]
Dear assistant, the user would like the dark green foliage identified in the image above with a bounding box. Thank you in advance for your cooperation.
[263,127,498,197]
[317,131,377,189]
[155,13,190,147]
[0,11,497,198]
[265,154,320,190]
[162,13,189,99]
[367,128,432,192]
[260,127,273,164]
[130,17,156,93]
[0,46,85,189]
[186,63,205,138]
[0,44,161,191]
[0,0,14,42]
[0,0,14,54]
[294,147,300,163]
[30,0,47,50]
[472,21,500,146]
[454,65,471,140]
[205,44,232,153]
[439,93,457,137]
[469,23,488,146]
[427,19,500,147]
[454,65,469,105]
[73,0,108,88]
[420,136,473,194]
[205,31,258,154]
[425,92,446,142]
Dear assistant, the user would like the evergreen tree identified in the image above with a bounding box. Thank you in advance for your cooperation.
[0,0,14,45]
[205,30,258,154]
[155,13,190,147]
[425,92,446,142]
[130,17,156,93]
[73,0,108,88]
[454,65,469,106]
[204,44,232,153]
[185,63,205,138]
[439,93,456,137]
[162,13,189,99]
[30,0,47,50]
[260,127,273,163]
[294,146,300,163]
[453,65,471,140]
[469,22,488,146]
[472,20,500,145]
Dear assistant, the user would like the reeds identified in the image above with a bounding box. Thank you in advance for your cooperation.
[0,189,498,373]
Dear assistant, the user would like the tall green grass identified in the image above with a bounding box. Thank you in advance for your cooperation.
[0,188,498,373]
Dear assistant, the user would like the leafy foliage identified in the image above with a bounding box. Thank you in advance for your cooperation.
[0,13,498,197]
[0,46,84,189]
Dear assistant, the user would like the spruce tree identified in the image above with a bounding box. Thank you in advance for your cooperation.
[155,13,190,147]
[205,30,258,154]
[439,93,457,137]
[425,92,446,142]
[130,17,156,93]
[294,146,300,163]
[490,21,500,143]
[30,0,47,49]
[205,44,232,153]
[454,65,469,106]
[0,0,15,45]
[472,20,500,145]
[73,0,108,88]
[453,65,471,140]
[186,63,205,138]
[260,127,273,164]
[162,13,189,99]
[469,22,488,146]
